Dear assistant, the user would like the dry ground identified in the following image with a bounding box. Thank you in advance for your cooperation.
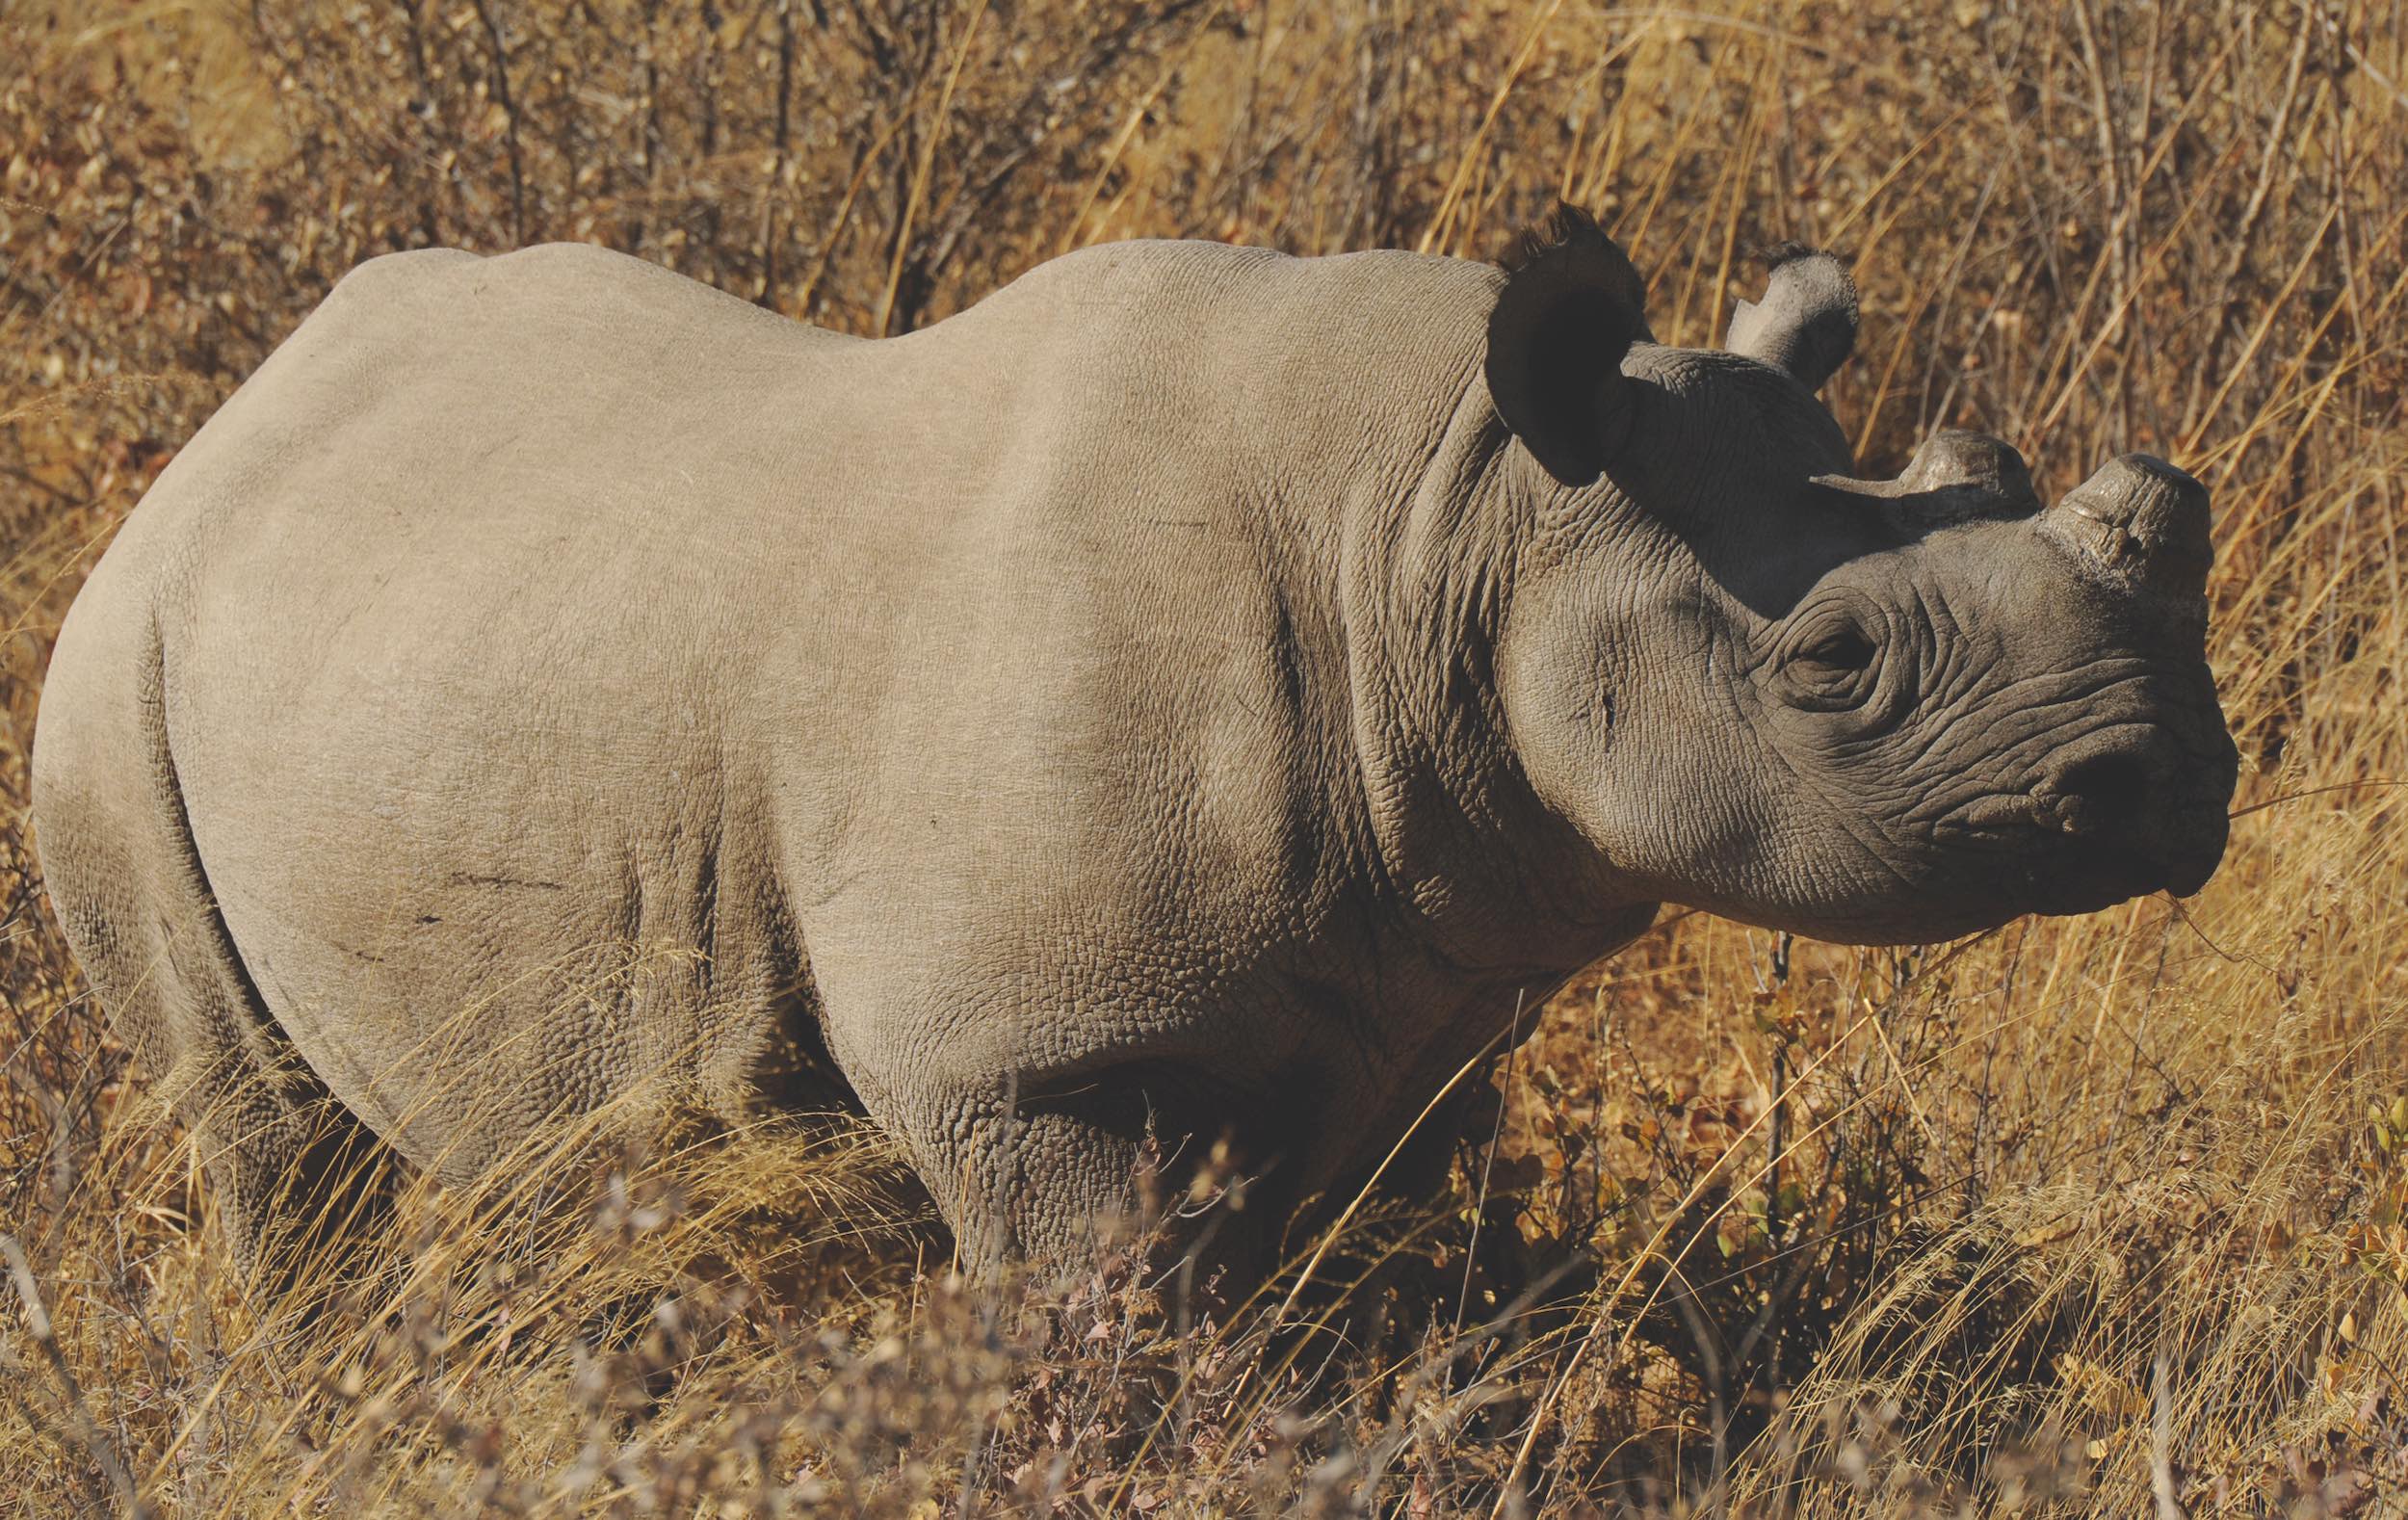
[3,0,2405,1513]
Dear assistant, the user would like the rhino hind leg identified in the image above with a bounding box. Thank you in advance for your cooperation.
[64,878,395,1294]
[33,628,394,1292]
[41,829,398,1290]
[192,1062,396,1294]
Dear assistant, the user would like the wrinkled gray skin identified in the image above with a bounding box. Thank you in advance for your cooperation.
[31,211,2238,1282]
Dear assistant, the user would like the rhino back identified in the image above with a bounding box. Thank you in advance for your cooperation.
[77,237,1500,1165]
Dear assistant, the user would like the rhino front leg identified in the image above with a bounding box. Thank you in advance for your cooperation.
[891,1063,1280,1289]
[938,1094,1147,1273]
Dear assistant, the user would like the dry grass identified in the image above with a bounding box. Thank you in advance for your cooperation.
[4,0,2405,1512]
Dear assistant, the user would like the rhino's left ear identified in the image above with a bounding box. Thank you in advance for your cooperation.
[1485,203,1652,487]
[1725,245,1858,392]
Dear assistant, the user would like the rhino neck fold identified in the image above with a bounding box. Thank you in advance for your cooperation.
[1337,372,1635,983]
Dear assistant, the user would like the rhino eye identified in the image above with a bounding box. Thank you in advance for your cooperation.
[1776,612,1884,711]
[1794,626,1876,676]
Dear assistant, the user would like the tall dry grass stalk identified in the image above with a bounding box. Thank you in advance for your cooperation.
[3,0,2402,1512]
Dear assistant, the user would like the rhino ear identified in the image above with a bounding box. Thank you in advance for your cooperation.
[1725,244,1857,391]
[1484,204,1651,487]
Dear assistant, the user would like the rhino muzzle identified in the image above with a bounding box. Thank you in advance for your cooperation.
[2032,452,2232,904]
[2028,726,2233,904]
[1824,437,2236,910]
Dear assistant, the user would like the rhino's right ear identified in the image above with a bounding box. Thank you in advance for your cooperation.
[1484,204,1651,487]
[1725,244,1857,392]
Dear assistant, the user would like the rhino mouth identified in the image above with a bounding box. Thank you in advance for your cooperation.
[1928,796,2228,919]
[1924,721,2233,918]
[2022,841,2186,918]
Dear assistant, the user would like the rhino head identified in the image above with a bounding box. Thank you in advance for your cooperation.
[1483,208,2238,944]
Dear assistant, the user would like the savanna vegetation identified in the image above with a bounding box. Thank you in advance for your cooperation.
[3,0,2403,1512]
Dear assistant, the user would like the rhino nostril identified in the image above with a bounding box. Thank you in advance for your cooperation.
[2045,750,2157,834]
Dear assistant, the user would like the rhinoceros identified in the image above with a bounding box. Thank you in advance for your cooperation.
[31,207,2238,1281]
